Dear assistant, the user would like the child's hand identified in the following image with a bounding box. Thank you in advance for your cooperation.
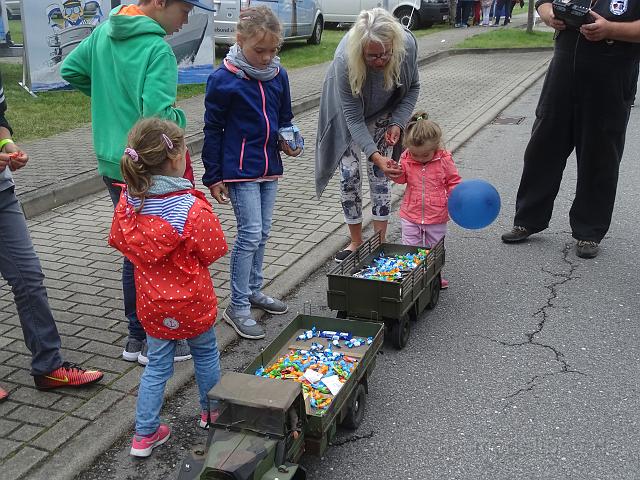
[209,183,230,204]
[385,125,401,146]
[280,140,302,157]
[3,142,28,171]
[0,153,11,172]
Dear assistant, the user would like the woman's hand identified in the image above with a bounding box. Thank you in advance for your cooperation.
[2,142,28,171]
[371,152,402,179]
[384,125,401,146]
[280,140,302,157]
[209,183,229,204]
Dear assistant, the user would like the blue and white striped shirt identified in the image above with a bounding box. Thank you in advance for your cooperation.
[127,192,195,234]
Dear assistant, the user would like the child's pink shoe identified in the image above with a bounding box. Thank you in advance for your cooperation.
[199,409,220,429]
[130,423,171,457]
[440,278,449,289]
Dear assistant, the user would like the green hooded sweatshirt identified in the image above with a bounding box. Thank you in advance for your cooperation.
[60,6,186,181]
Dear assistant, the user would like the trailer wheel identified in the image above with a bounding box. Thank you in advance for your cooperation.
[342,383,366,430]
[390,315,410,349]
[336,310,347,319]
[427,273,441,310]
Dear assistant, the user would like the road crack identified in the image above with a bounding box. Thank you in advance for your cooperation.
[330,430,375,447]
[476,242,586,405]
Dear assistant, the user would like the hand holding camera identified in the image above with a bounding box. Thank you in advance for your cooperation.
[579,11,613,41]
[538,3,568,30]
[551,0,595,29]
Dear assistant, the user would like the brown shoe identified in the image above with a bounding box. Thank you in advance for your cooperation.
[576,240,599,259]
[501,226,532,243]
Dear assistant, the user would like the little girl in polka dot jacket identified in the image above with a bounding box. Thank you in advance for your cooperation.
[109,118,228,458]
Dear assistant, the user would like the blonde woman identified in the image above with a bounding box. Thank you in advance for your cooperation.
[315,8,420,262]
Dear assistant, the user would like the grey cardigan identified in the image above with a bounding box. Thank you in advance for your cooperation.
[314,28,420,198]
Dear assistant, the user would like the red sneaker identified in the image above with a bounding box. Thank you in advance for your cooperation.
[198,409,220,429]
[130,424,171,457]
[0,385,8,402]
[33,362,104,390]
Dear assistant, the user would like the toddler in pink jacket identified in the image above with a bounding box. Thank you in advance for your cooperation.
[392,111,461,288]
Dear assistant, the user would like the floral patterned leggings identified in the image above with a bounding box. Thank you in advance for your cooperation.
[339,116,393,224]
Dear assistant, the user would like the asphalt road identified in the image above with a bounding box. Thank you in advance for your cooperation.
[77,77,640,480]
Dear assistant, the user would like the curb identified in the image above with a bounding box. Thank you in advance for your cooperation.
[17,47,551,220]
[25,54,552,480]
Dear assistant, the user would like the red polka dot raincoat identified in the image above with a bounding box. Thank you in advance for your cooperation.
[109,188,228,340]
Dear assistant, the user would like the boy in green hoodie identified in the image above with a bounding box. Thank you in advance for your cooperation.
[60,0,214,365]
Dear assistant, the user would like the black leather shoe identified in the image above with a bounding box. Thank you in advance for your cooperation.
[576,240,599,259]
[501,226,532,243]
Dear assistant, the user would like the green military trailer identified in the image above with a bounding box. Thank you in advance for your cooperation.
[327,232,445,349]
[177,314,384,480]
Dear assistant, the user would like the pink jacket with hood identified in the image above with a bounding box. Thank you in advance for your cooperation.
[393,149,462,225]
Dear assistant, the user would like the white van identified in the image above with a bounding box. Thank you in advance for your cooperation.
[319,0,449,29]
[213,0,324,46]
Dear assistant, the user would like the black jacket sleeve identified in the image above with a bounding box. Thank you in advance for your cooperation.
[0,72,13,135]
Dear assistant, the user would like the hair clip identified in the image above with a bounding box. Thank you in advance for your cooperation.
[124,147,139,162]
[415,114,427,121]
[162,134,174,150]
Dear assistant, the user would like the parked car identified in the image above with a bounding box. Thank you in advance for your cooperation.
[213,0,324,46]
[5,0,20,20]
[319,0,449,29]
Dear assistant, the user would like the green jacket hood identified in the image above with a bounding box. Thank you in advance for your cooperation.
[107,5,167,41]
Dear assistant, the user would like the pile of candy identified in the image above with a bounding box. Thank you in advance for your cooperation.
[296,327,373,349]
[255,327,371,414]
[352,249,429,282]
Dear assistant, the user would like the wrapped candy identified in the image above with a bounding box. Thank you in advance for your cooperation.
[255,342,359,414]
[352,249,429,282]
[278,125,305,153]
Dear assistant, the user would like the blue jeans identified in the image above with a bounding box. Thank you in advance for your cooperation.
[0,186,63,375]
[135,327,220,435]
[227,181,278,312]
[103,177,146,341]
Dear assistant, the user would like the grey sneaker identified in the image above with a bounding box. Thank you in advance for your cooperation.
[576,240,599,259]
[223,307,265,340]
[122,337,144,362]
[249,294,288,315]
[137,339,192,366]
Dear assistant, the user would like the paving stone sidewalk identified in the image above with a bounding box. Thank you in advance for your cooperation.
[0,48,552,479]
[13,16,538,218]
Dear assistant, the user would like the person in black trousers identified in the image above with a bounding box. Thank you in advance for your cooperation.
[502,1,640,259]
[493,0,512,25]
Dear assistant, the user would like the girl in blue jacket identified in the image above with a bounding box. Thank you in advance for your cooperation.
[202,6,302,340]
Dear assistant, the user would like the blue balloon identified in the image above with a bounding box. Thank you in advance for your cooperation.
[448,179,501,229]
